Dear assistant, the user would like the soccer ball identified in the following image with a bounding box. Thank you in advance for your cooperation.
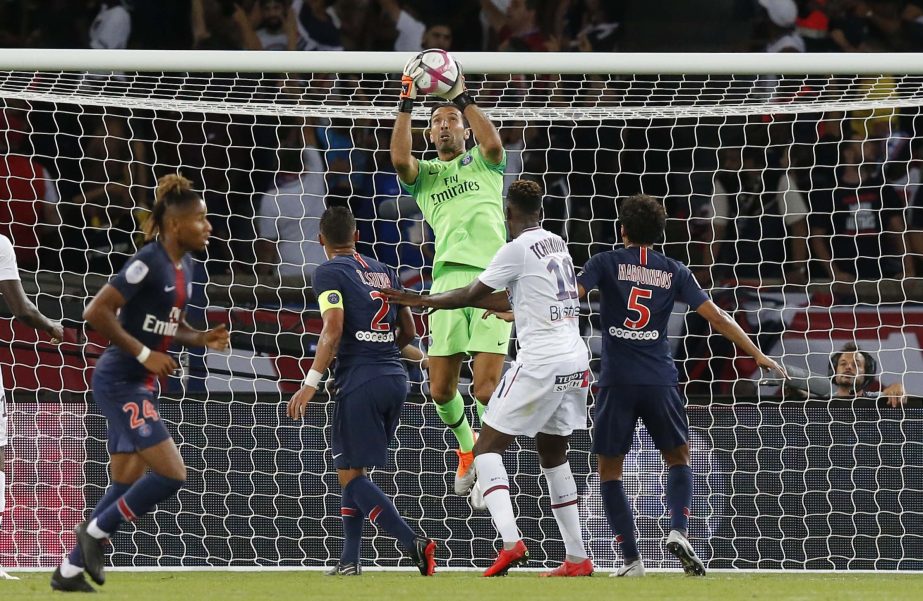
[414,49,460,97]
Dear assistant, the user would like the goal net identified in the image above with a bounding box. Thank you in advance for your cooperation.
[1,51,922,571]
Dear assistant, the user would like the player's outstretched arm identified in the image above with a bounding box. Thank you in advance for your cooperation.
[384,279,497,312]
[84,284,177,377]
[0,278,63,342]
[696,299,789,379]
[288,307,344,420]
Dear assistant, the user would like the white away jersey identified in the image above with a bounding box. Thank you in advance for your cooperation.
[0,234,19,283]
[0,233,20,398]
[479,228,587,366]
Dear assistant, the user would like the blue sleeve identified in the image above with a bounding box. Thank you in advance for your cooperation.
[676,264,708,309]
[109,245,155,303]
[312,263,340,296]
[576,254,602,292]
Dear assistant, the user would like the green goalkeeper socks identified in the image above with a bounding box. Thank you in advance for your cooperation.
[434,391,476,453]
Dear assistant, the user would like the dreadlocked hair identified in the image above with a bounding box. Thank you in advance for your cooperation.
[143,173,200,242]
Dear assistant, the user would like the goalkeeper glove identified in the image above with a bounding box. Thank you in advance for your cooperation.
[399,54,423,113]
[433,61,475,110]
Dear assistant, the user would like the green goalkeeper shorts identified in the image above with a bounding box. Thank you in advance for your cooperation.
[428,266,513,357]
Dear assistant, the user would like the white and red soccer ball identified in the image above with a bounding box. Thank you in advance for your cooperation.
[414,49,459,96]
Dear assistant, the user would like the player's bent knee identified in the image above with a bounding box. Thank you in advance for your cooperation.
[597,454,625,481]
[473,383,495,404]
[662,444,690,467]
[428,374,460,403]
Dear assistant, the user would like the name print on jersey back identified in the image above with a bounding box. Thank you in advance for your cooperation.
[479,228,586,366]
[577,246,708,387]
[311,253,406,393]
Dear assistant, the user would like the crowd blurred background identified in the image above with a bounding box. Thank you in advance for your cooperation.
[0,0,921,300]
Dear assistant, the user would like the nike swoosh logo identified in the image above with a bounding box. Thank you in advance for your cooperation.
[164,286,176,292]
[332,452,343,459]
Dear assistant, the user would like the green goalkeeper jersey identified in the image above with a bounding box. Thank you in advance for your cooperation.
[399,145,507,278]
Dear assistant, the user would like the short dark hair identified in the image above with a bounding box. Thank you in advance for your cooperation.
[319,206,355,246]
[830,342,878,390]
[430,103,468,127]
[507,179,543,214]
[619,194,665,245]
[424,20,452,33]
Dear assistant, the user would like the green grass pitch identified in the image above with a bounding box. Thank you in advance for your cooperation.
[6,571,923,600]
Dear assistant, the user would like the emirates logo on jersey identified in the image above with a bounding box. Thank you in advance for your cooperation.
[142,306,182,336]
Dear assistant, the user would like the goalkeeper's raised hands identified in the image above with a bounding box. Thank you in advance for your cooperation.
[400,53,423,102]
[432,60,465,101]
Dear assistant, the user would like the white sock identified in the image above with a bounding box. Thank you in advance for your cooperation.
[542,462,587,560]
[59,556,83,578]
[87,518,109,539]
[474,453,520,544]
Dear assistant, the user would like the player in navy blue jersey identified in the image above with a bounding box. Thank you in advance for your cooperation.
[575,194,787,577]
[287,206,436,577]
[51,174,230,593]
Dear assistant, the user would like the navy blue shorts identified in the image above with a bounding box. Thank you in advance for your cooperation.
[592,384,689,457]
[331,374,407,469]
[92,373,171,454]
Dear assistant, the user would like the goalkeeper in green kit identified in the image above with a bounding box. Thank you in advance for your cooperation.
[390,54,510,496]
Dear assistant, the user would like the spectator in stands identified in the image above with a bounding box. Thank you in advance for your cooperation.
[422,20,454,50]
[88,1,131,49]
[755,0,805,52]
[234,0,302,51]
[808,138,913,284]
[796,0,832,51]
[63,114,149,275]
[701,147,810,285]
[294,0,343,50]
[255,132,328,281]
[374,0,427,51]
[564,0,622,52]
[902,0,923,49]
[481,0,549,52]
[828,0,901,52]
[192,0,245,50]
[0,109,61,271]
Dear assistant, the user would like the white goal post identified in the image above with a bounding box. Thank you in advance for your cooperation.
[0,50,921,572]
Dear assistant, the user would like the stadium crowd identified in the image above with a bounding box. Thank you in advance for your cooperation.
[1,5,921,577]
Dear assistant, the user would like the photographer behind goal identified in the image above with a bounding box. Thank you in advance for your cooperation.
[780,343,910,408]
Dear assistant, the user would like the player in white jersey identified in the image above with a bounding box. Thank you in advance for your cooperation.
[387,180,593,577]
[0,233,64,580]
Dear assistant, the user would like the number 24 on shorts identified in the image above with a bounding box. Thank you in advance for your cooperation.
[123,399,160,429]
